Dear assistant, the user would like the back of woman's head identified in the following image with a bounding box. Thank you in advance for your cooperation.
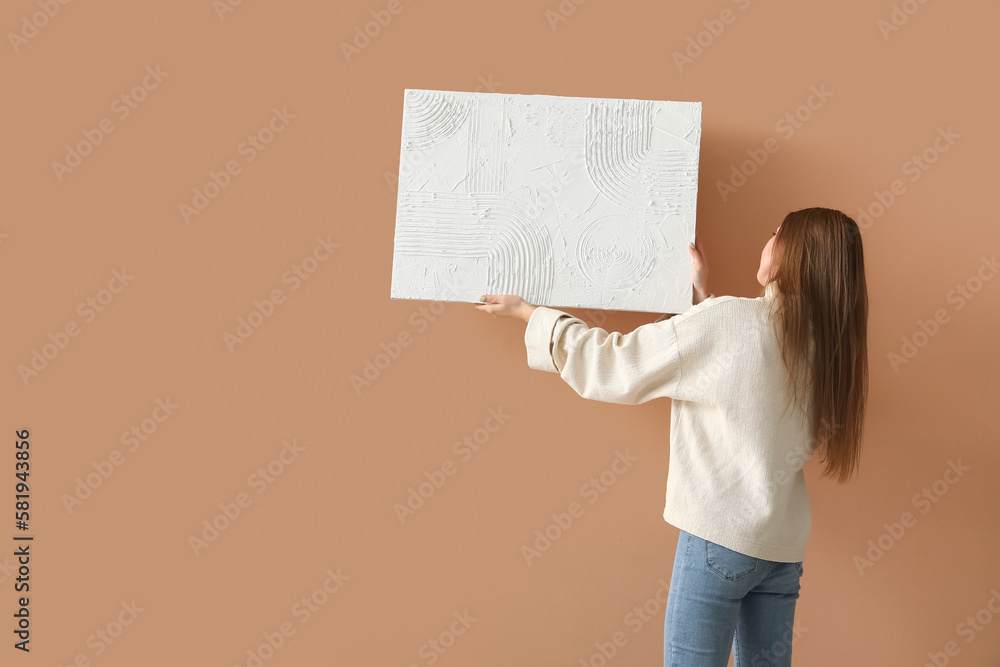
[765,207,869,484]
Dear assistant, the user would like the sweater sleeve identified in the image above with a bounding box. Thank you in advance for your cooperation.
[523,306,683,405]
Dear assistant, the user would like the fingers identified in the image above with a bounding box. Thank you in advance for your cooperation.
[475,295,498,317]
[689,240,706,265]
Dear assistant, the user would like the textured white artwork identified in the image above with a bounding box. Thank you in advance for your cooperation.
[390,89,701,314]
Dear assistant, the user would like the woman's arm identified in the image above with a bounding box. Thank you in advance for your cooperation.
[521,306,685,404]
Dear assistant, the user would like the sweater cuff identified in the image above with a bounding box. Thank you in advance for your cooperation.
[524,306,569,373]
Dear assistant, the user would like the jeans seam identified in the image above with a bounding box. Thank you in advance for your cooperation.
[705,542,758,582]
[669,533,691,667]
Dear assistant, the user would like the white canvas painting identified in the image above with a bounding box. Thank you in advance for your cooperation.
[390,89,701,314]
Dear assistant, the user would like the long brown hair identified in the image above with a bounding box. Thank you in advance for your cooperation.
[762,207,869,483]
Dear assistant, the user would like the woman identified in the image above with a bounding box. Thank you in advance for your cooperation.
[474,207,868,667]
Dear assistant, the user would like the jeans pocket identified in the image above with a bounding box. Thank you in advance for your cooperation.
[704,540,758,582]
[795,561,803,577]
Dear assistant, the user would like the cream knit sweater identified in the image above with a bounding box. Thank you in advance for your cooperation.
[523,282,815,562]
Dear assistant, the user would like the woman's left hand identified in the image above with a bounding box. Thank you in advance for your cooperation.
[474,295,536,321]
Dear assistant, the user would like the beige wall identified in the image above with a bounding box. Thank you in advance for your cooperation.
[5,0,999,665]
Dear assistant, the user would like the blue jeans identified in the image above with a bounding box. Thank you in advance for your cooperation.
[663,530,804,667]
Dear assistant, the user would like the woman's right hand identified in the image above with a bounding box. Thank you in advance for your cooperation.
[690,237,709,302]
[655,238,710,321]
